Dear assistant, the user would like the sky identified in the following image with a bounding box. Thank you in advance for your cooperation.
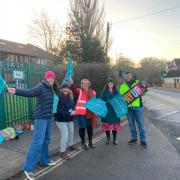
[0,0,180,63]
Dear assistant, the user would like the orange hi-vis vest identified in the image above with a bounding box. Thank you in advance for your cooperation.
[75,88,96,115]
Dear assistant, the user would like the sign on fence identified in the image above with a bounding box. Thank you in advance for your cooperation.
[13,71,24,79]
[0,62,52,130]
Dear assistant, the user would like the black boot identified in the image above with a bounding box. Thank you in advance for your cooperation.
[113,139,118,145]
[81,140,88,150]
[89,141,95,149]
[81,143,88,150]
[106,137,110,145]
[79,128,87,150]
[112,131,118,145]
[106,131,110,145]
[87,127,95,149]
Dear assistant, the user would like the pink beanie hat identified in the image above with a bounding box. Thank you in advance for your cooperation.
[44,71,56,80]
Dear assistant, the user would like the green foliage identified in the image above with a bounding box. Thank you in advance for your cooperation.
[61,0,106,63]
[56,63,109,96]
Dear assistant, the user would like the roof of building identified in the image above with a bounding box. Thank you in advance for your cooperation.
[167,69,180,77]
[166,61,175,67]
[0,39,58,60]
[174,58,180,66]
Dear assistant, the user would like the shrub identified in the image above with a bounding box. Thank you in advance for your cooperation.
[55,63,115,96]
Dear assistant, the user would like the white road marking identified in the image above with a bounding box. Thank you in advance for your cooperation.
[28,121,128,180]
[147,104,164,110]
[36,134,106,179]
[162,119,180,123]
[155,111,179,119]
[24,134,107,180]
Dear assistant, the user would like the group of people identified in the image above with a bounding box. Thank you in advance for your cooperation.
[7,70,147,180]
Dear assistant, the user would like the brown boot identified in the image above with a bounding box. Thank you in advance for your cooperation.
[69,145,78,151]
[60,152,70,160]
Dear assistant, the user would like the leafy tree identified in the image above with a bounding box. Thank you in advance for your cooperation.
[62,0,106,63]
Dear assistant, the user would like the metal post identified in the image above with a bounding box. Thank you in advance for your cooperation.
[27,63,33,120]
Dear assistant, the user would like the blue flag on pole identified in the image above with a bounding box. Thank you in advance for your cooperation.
[84,97,107,118]
[108,94,128,118]
[64,54,74,83]
[0,75,7,95]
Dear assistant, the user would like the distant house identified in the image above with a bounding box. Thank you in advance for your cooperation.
[0,39,59,66]
[165,58,180,72]
[163,59,180,88]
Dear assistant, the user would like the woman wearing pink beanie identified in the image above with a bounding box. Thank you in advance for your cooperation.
[8,70,59,180]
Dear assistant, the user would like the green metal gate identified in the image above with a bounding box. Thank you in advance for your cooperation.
[0,61,53,130]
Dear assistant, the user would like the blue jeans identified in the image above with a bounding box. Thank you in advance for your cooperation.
[23,119,52,172]
[127,107,146,142]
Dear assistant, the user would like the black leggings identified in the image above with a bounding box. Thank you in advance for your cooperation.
[79,127,93,144]
[105,130,117,140]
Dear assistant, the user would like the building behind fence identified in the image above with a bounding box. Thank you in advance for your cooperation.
[0,39,58,130]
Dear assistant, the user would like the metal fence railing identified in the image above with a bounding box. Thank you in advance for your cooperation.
[0,61,52,130]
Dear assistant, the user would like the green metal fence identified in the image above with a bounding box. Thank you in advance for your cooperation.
[0,61,53,130]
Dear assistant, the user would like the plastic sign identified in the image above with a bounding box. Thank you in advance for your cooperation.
[161,71,167,78]
[123,83,147,105]
[109,94,128,118]
[84,97,107,117]
[0,75,7,95]
[13,71,24,79]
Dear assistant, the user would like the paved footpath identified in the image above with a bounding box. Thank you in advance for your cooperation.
[0,121,101,180]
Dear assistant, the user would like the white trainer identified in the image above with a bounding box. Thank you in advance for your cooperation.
[24,171,34,180]
[47,160,57,166]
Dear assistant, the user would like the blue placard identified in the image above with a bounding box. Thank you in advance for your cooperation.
[109,94,128,118]
[0,75,7,95]
[84,97,107,117]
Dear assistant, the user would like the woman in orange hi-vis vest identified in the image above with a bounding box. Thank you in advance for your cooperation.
[71,78,96,150]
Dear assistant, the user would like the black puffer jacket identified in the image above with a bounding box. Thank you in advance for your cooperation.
[54,93,75,122]
[15,80,54,119]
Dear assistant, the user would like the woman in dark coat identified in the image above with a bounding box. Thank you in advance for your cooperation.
[7,71,59,180]
[100,78,121,145]
[54,82,76,160]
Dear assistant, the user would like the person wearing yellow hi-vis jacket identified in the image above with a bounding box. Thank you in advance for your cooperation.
[119,72,148,148]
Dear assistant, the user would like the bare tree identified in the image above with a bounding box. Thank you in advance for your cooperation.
[135,57,167,85]
[28,11,62,56]
[116,55,135,72]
